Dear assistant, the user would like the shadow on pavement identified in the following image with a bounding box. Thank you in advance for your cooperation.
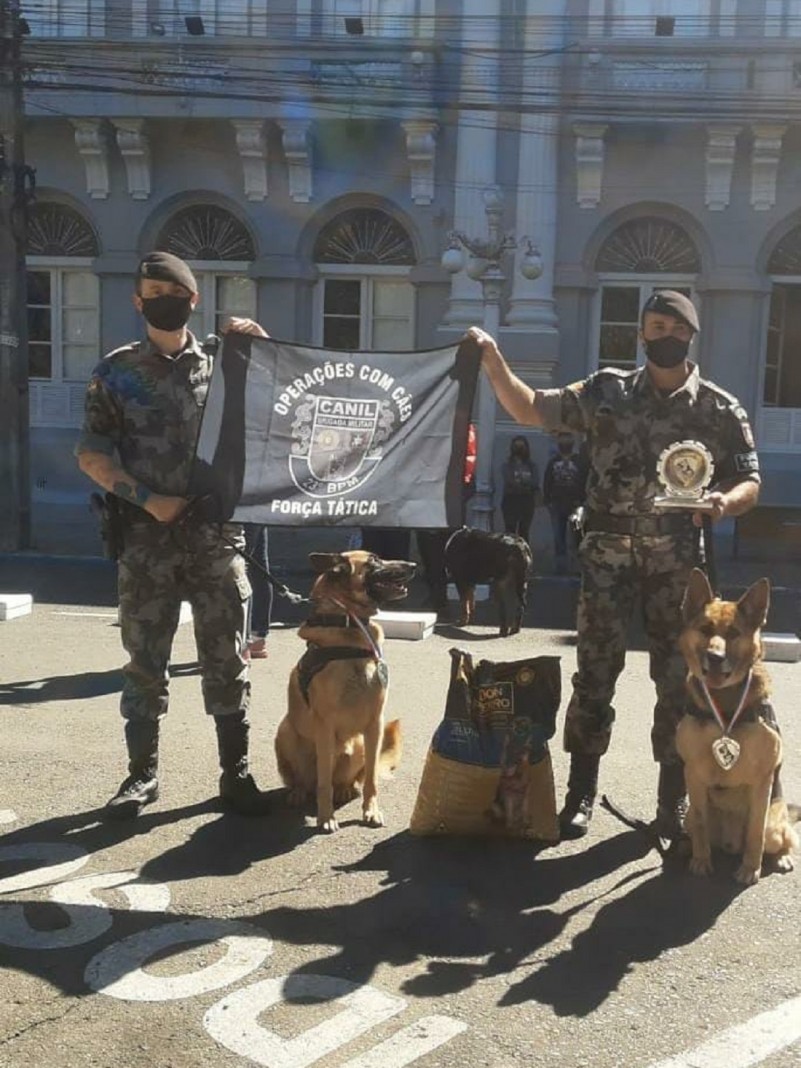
[262,830,741,1012]
[0,663,200,706]
[1,813,741,1013]
[0,669,123,706]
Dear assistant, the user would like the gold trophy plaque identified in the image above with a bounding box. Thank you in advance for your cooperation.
[654,440,715,513]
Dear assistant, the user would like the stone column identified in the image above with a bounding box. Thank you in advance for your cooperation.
[506,0,566,353]
[442,0,501,327]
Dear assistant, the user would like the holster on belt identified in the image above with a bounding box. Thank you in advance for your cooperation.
[89,492,125,561]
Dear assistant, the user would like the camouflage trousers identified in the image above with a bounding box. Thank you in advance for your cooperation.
[564,530,699,763]
[117,520,252,722]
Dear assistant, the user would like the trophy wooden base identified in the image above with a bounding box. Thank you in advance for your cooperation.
[653,495,716,513]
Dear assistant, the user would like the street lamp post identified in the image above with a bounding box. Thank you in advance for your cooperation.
[442,186,542,531]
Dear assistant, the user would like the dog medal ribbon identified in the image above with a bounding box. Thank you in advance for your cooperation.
[700,669,751,772]
[655,440,715,512]
[334,599,388,688]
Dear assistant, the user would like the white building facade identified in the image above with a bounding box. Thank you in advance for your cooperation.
[18,0,801,551]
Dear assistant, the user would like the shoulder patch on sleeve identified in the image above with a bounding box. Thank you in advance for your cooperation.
[731,403,756,449]
[734,453,759,474]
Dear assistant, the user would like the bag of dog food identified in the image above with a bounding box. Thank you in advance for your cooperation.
[410,648,560,841]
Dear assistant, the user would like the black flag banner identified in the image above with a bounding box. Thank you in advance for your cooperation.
[189,333,481,527]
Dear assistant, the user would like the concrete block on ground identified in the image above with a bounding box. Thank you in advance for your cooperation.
[376,610,436,641]
[0,594,33,621]
[762,632,801,662]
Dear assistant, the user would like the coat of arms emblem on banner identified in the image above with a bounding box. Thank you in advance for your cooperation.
[289,395,394,498]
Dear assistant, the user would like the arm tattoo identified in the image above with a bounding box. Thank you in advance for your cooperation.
[113,481,151,507]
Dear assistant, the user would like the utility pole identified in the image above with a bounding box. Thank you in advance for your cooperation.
[0,0,31,550]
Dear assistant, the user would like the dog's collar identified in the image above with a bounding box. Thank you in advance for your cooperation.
[305,613,367,629]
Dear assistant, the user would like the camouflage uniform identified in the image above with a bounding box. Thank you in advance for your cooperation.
[539,362,760,762]
[75,334,251,724]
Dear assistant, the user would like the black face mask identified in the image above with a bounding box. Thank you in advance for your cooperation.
[644,335,690,369]
[140,294,193,332]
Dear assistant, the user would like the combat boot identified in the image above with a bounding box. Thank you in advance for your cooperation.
[653,762,688,840]
[215,713,271,817]
[105,718,160,820]
[558,753,601,840]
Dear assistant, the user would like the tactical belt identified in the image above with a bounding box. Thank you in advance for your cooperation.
[584,510,694,537]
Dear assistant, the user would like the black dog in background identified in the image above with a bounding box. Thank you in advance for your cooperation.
[444,527,532,637]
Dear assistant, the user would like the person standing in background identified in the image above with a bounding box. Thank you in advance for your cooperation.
[242,523,273,660]
[500,435,540,547]
[543,431,587,574]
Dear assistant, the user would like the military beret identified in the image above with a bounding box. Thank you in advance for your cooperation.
[137,251,198,294]
[641,290,700,333]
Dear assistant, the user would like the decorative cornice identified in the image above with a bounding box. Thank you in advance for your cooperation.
[232,120,269,202]
[111,118,151,200]
[751,123,786,212]
[573,122,608,209]
[705,124,741,211]
[401,119,438,205]
[278,120,313,203]
[70,119,110,200]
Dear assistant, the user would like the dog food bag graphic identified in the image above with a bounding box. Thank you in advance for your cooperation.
[410,649,560,841]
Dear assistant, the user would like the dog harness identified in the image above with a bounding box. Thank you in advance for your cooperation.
[297,608,387,704]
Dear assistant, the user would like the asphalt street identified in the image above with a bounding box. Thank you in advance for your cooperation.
[1,558,800,1068]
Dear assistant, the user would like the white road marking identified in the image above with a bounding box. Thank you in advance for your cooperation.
[647,995,801,1068]
[0,871,171,950]
[52,611,118,619]
[340,1015,468,1068]
[85,918,273,1001]
[204,974,405,1068]
[0,842,89,895]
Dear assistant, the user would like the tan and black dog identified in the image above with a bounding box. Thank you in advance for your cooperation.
[275,550,414,833]
[676,568,799,885]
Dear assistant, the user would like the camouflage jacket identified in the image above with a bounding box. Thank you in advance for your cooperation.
[538,363,759,516]
[74,333,212,497]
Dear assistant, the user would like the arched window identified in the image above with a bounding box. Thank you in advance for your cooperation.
[761,226,801,449]
[26,202,100,427]
[313,208,416,351]
[592,217,700,371]
[155,205,255,262]
[155,204,257,337]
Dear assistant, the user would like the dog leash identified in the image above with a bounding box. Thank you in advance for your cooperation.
[175,495,308,605]
[696,668,753,771]
[599,795,670,858]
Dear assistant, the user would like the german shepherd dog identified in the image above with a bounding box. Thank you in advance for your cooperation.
[275,550,415,833]
[444,527,532,637]
[676,569,799,884]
